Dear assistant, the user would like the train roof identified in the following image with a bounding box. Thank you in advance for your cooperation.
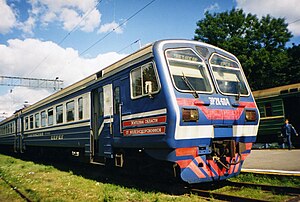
[253,83,300,99]
[0,114,16,125]
[1,39,237,121]
[18,42,154,116]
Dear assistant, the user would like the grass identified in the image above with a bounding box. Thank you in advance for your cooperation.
[218,173,300,201]
[230,172,300,187]
[0,154,203,202]
[0,177,24,202]
[0,153,299,201]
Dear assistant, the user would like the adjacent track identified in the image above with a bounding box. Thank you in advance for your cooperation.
[0,176,32,202]
[189,180,300,202]
[226,181,300,195]
[190,188,268,202]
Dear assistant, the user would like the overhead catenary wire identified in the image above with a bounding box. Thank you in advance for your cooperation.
[25,0,103,78]
[30,0,157,100]
[117,39,141,53]
[45,0,156,82]
[288,18,300,25]
[79,0,157,57]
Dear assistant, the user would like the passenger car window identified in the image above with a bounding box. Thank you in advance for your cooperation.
[41,111,46,127]
[48,108,53,125]
[78,97,83,120]
[25,117,29,130]
[29,115,34,129]
[66,101,75,122]
[35,113,40,128]
[56,105,63,124]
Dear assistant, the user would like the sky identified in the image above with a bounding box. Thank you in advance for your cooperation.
[1,0,300,120]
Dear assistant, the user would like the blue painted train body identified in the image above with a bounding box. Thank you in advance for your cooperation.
[0,39,259,183]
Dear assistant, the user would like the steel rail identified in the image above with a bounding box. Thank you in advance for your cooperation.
[226,181,300,195]
[0,176,32,202]
[190,188,269,202]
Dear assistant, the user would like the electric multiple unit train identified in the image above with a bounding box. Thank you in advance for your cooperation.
[0,39,259,183]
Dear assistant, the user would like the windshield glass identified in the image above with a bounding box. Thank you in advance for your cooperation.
[165,49,212,93]
[210,54,248,95]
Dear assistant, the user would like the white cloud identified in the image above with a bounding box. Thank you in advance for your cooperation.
[0,87,51,117]
[19,16,36,36]
[0,38,126,117]
[60,8,81,31]
[204,3,220,13]
[21,0,101,34]
[80,9,101,32]
[0,0,17,34]
[236,0,300,36]
[98,21,123,34]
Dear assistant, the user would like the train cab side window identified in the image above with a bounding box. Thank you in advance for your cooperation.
[48,109,54,126]
[56,105,63,124]
[66,101,75,122]
[30,115,34,129]
[35,113,40,128]
[264,102,272,117]
[78,97,83,120]
[41,111,46,127]
[131,62,159,98]
[114,87,120,114]
[131,68,142,97]
[25,117,29,130]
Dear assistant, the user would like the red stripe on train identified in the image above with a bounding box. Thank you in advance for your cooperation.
[122,116,167,127]
[177,98,256,120]
[123,126,166,136]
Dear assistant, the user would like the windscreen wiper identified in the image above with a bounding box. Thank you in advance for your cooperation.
[181,73,199,98]
[235,79,241,101]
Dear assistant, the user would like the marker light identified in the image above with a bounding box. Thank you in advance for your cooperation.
[182,108,199,122]
[245,110,256,121]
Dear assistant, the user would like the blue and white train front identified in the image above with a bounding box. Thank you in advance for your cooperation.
[154,40,259,184]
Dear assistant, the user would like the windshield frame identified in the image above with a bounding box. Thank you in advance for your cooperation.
[164,48,214,95]
[209,53,250,97]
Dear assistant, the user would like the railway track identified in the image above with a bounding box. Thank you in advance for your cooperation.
[190,188,268,202]
[189,181,300,202]
[1,155,299,202]
[226,181,300,195]
[0,175,32,202]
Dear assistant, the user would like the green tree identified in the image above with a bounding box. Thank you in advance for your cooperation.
[194,9,293,90]
[286,44,300,84]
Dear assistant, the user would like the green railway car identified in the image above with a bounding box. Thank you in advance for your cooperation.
[253,83,300,148]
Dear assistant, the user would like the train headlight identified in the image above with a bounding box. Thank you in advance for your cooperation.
[245,110,256,121]
[182,108,199,122]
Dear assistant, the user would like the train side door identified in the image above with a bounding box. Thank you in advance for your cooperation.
[100,84,114,158]
[14,118,18,153]
[113,79,125,137]
[14,116,23,153]
[91,88,104,162]
[91,84,114,162]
